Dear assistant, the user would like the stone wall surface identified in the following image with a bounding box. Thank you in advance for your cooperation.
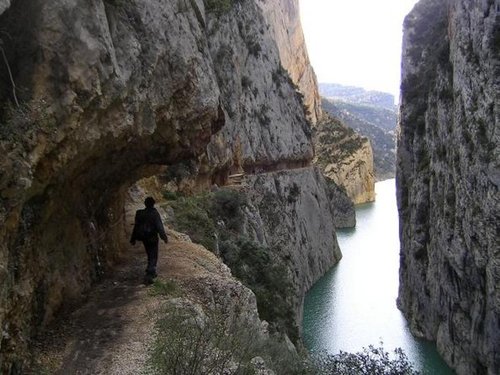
[0,1,222,369]
[258,0,322,124]
[243,167,343,327]
[397,0,499,374]
[0,0,345,370]
[203,0,315,174]
[255,0,375,205]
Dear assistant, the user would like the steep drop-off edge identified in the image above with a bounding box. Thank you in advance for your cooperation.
[258,0,322,125]
[259,0,375,205]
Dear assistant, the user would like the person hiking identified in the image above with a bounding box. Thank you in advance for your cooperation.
[130,197,168,284]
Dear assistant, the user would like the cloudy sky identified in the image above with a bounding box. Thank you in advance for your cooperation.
[299,0,419,99]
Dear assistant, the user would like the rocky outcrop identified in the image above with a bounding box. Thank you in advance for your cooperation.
[397,0,499,374]
[243,167,343,329]
[258,0,322,124]
[314,116,376,204]
[321,95,397,181]
[324,178,356,228]
[0,0,341,371]
[0,1,225,369]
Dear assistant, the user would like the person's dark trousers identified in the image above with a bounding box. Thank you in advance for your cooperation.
[143,238,159,279]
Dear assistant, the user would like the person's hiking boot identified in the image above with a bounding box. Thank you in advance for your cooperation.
[143,275,154,285]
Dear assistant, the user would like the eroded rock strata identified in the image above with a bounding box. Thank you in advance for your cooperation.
[397,0,499,374]
[261,0,375,204]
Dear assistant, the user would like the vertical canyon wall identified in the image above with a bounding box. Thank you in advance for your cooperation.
[258,0,322,125]
[397,0,499,374]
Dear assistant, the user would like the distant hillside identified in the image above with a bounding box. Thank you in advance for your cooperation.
[330,100,397,132]
[320,88,397,181]
[319,83,396,110]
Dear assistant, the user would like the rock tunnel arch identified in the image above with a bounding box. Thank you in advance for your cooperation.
[0,2,228,368]
[1,96,225,370]
[1,95,225,359]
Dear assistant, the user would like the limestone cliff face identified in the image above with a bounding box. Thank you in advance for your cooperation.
[258,0,322,124]
[314,116,376,204]
[0,0,341,370]
[202,0,314,174]
[325,177,356,228]
[242,167,342,328]
[397,0,499,374]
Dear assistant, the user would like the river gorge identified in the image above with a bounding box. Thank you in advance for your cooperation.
[0,0,497,373]
[303,179,455,374]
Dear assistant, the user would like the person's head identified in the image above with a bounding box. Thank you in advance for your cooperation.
[144,197,155,208]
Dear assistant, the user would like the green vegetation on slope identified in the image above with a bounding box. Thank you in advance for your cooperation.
[164,188,298,342]
[148,303,306,375]
[204,0,239,15]
[329,100,397,132]
[148,301,421,375]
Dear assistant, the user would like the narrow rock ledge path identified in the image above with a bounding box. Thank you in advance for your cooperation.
[30,232,231,375]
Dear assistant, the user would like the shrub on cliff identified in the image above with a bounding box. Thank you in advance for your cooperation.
[205,0,233,15]
[212,188,247,232]
[219,237,298,343]
[167,193,217,251]
[166,187,247,247]
[149,304,254,374]
[149,304,420,375]
[312,344,420,375]
[166,188,298,342]
[148,303,307,375]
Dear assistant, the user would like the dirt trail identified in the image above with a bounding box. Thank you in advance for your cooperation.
[31,232,223,375]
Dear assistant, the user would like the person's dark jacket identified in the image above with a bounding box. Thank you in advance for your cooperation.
[130,207,168,243]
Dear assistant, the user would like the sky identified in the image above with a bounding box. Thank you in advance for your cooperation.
[299,0,420,99]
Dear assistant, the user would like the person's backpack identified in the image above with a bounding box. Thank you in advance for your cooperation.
[136,217,156,241]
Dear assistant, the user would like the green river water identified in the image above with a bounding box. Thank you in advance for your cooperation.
[302,179,455,374]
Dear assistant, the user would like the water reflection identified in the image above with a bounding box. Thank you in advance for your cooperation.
[302,179,454,374]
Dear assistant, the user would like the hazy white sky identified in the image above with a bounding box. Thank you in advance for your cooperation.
[299,0,419,98]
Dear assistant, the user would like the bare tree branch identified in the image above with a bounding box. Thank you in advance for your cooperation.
[0,39,19,107]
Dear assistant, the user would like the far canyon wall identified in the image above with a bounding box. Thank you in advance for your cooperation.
[397,0,499,374]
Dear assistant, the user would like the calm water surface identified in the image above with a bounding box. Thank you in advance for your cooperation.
[303,179,454,374]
